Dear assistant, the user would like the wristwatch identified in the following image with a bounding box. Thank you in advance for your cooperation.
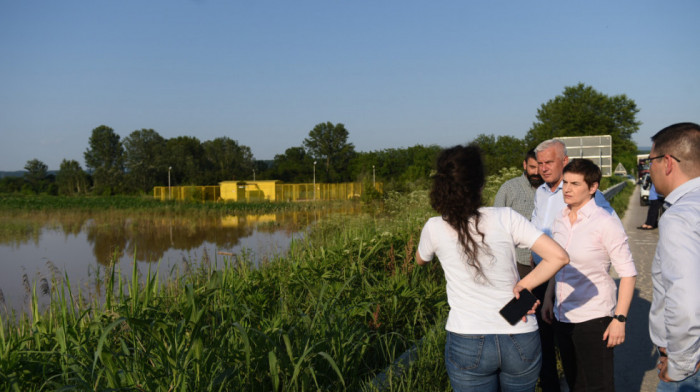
[613,314,627,322]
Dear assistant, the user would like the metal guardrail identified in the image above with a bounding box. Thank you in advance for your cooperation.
[368,337,425,390]
[602,180,629,200]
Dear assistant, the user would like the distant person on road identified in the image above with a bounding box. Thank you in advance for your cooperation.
[541,158,637,392]
[647,122,700,390]
[530,138,617,392]
[416,144,569,392]
[493,149,544,279]
[638,184,664,230]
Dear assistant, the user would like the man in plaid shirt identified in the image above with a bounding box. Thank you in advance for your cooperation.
[493,148,543,278]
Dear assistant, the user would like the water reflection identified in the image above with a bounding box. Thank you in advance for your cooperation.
[0,209,353,265]
[0,204,361,313]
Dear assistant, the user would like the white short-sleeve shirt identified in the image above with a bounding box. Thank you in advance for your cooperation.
[418,207,544,334]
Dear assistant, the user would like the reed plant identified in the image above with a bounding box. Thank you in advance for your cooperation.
[0,190,449,391]
[0,194,333,216]
[0,176,633,391]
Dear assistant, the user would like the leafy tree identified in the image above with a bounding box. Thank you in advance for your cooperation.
[350,145,441,191]
[123,129,167,193]
[269,146,315,183]
[56,159,88,195]
[202,137,255,183]
[303,122,356,182]
[0,176,25,194]
[165,136,206,185]
[253,160,271,180]
[471,134,527,176]
[399,145,442,183]
[524,83,641,172]
[84,125,125,195]
[24,158,48,193]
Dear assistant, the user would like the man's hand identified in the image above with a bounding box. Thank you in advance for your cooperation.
[657,347,700,382]
[541,296,554,324]
[657,347,673,382]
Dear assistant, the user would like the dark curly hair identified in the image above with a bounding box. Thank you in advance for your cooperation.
[430,144,489,277]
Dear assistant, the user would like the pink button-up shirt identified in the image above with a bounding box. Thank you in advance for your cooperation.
[551,198,637,323]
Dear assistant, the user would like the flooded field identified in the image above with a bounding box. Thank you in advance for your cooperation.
[0,205,362,313]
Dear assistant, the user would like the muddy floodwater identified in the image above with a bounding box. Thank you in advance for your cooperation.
[0,206,361,313]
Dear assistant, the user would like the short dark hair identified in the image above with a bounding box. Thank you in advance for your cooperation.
[651,122,700,175]
[525,148,537,162]
[563,159,601,188]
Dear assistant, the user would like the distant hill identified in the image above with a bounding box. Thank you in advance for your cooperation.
[0,170,59,178]
[0,171,26,178]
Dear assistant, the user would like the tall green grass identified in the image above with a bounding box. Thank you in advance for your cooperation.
[0,194,333,216]
[0,177,634,391]
[0,190,448,391]
[607,180,635,218]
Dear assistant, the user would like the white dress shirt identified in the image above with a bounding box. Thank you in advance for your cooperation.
[649,176,700,381]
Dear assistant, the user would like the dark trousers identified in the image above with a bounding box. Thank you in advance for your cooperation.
[532,281,561,392]
[555,317,614,392]
[644,197,664,228]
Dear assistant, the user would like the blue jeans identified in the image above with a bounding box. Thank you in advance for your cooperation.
[657,369,700,392]
[445,330,542,392]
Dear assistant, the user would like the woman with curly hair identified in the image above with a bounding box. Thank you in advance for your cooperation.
[416,144,569,391]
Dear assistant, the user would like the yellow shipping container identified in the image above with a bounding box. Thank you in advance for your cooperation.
[219,180,280,202]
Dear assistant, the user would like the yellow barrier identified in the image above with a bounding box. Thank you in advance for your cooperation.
[154,181,383,202]
[153,186,220,202]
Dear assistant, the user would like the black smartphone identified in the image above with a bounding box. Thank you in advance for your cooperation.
[499,289,538,326]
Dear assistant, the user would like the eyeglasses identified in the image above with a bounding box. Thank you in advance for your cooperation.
[648,154,681,164]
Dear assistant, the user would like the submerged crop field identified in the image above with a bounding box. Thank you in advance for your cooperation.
[0,194,325,216]
[0,191,453,391]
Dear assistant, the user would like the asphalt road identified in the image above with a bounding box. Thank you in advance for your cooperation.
[612,184,661,392]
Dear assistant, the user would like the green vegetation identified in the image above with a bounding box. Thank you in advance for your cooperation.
[0,191,444,391]
[2,83,644,196]
[0,168,635,391]
[525,83,641,173]
[0,194,330,215]
[605,179,635,218]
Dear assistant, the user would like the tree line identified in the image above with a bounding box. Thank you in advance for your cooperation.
[0,83,641,196]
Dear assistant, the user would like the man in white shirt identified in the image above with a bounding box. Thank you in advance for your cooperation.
[530,139,616,391]
[647,122,700,390]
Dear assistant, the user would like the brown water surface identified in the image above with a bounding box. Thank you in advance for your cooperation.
[0,206,360,313]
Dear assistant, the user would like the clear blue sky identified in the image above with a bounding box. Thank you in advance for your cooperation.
[1,0,698,170]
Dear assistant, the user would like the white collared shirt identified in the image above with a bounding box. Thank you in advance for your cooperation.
[649,176,700,381]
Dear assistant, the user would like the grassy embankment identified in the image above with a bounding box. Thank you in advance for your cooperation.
[0,191,449,391]
[0,174,633,391]
[602,176,635,218]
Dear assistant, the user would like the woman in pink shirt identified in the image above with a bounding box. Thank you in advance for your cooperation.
[542,159,637,391]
